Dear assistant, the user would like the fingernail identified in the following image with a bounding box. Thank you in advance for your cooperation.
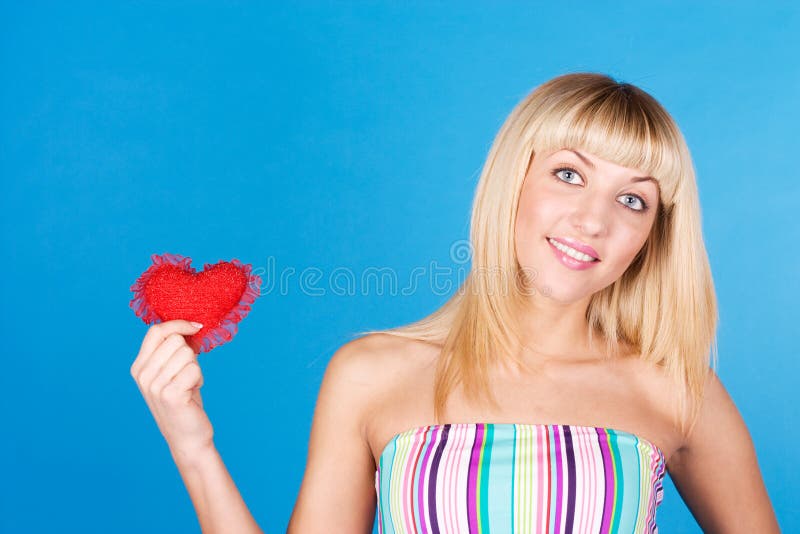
[190,321,204,329]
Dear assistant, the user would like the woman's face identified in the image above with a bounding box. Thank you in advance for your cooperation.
[514,147,660,303]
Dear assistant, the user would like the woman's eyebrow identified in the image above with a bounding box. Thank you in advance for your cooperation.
[563,148,657,184]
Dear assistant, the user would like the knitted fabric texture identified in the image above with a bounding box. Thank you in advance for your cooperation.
[129,252,262,353]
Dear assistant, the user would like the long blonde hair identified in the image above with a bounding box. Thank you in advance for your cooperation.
[357,72,718,438]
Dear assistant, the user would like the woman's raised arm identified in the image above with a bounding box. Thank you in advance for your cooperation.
[130,320,263,533]
[287,337,382,533]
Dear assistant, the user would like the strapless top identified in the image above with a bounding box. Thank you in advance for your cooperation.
[374,423,666,534]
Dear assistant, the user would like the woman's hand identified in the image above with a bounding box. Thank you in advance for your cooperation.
[130,320,214,460]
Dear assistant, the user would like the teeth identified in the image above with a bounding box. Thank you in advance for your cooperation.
[548,238,597,262]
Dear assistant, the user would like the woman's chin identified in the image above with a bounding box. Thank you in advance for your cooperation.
[526,280,596,304]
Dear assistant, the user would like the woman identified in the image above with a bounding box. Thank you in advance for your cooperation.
[131,73,780,533]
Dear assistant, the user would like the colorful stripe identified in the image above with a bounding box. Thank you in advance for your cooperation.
[375,423,666,534]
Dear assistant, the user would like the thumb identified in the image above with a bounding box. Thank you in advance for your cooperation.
[167,319,204,333]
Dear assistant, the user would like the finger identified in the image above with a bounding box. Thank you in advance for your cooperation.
[191,387,203,409]
[149,345,198,395]
[162,361,204,405]
[131,326,185,381]
[137,333,195,390]
[132,320,202,376]
[136,320,202,368]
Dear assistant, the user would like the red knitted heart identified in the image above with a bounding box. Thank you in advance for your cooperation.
[129,253,262,353]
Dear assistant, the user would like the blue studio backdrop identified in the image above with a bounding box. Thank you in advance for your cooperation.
[1,2,797,532]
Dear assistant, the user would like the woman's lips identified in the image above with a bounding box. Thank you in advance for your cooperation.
[547,236,600,260]
[546,237,601,271]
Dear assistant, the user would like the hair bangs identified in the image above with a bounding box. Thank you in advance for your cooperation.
[530,85,682,207]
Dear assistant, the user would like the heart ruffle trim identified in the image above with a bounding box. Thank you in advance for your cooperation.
[129,252,262,353]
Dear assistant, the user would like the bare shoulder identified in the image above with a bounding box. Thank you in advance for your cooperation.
[338,331,440,376]
[672,367,750,453]
[287,333,431,532]
[665,368,779,532]
[346,333,443,459]
[323,333,400,391]
[327,332,440,417]
[330,332,437,381]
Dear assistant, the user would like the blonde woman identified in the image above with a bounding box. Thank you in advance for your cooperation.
[131,73,780,533]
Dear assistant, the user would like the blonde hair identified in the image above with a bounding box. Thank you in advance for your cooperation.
[357,72,718,438]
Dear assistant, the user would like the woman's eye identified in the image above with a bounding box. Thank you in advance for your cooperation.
[552,167,583,184]
[619,194,648,212]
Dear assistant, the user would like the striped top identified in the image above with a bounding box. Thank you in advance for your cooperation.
[375,423,666,534]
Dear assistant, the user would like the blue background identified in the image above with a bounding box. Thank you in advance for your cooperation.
[2,2,797,532]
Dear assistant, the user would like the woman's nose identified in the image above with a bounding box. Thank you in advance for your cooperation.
[570,196,609,237]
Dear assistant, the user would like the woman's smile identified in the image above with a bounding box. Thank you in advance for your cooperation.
[546,236,601,271]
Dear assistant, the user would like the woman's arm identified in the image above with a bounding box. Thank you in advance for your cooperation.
[666,369,781,533]
[287,337,381,533]
[130,320,263,533]
[170,445,263,533]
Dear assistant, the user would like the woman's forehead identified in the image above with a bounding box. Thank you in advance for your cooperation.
[539,147,649,175]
